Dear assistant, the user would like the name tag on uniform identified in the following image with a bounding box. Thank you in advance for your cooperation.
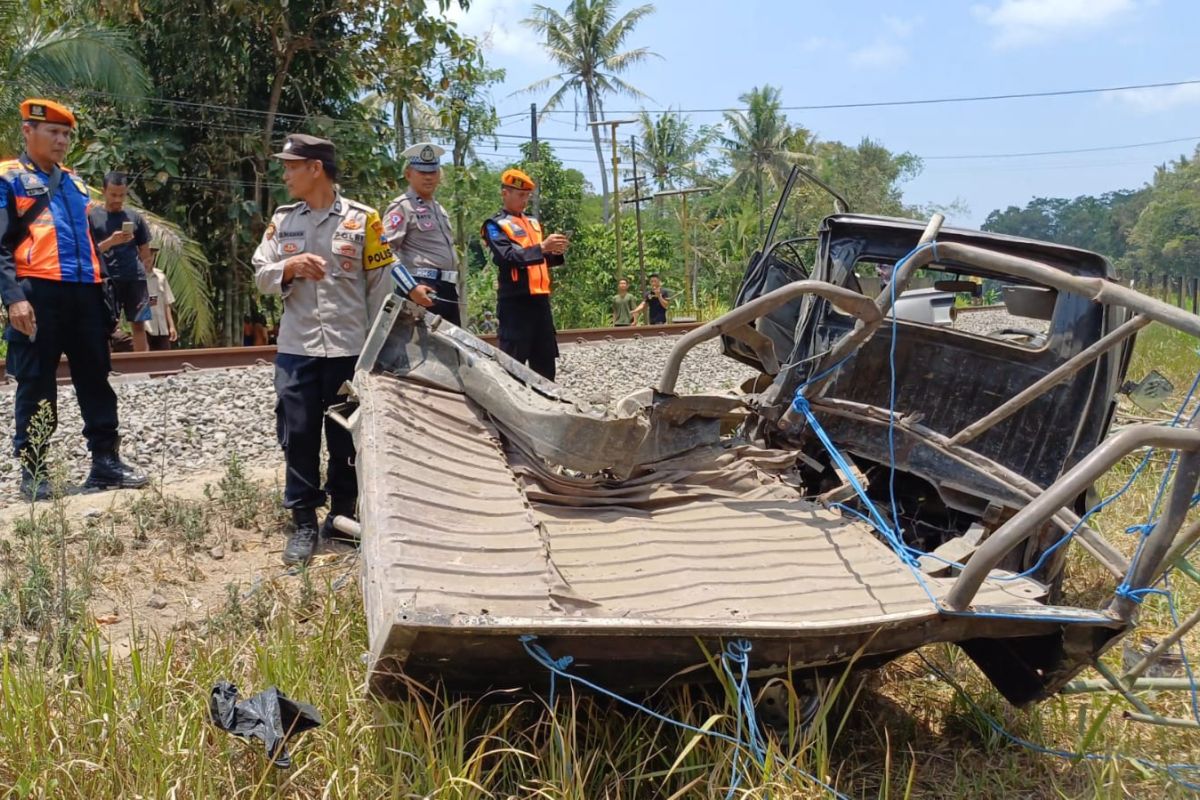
[278,229,305,254]
[332,230,365,244]
[416,213,435,232]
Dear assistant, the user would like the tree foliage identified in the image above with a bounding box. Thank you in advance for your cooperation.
[982,190,1148,262]
[625,109,715,192]
[721,85,814,234]
[522,0,657,222]
[1,0,951,336]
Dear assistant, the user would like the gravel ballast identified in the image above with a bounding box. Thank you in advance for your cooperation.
[0,337,758,505]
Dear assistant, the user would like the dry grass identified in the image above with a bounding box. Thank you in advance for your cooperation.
[1,326,1199,798]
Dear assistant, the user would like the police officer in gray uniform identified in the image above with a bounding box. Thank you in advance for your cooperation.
[382,142,463,325]
[253,133,433,565]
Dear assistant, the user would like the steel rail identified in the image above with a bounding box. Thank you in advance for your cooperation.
[0,321,705,384]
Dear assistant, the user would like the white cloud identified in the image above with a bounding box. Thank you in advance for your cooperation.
[848,15,918,69]
[1108,83,1200,113]
[973,0,1138,47]
[435,0,550,67]
[849,42,908,69]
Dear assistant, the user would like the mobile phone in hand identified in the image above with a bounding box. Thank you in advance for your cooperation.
[121,221,135,234]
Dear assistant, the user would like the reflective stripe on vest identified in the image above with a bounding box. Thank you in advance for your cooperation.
[497,215,550,296]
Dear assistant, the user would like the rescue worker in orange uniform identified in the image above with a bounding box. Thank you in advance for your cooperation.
[481,168,569,380]
[0,99,147,500]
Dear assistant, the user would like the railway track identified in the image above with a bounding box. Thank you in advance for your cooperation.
[0,305,1008,385]
[0,321,706,384]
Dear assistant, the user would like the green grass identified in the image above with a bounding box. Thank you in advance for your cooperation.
[1,326,1199,798]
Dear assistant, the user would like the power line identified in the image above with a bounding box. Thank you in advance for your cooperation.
[531,78,1200,115]
[2,81,601,144]
[922,135,1200,160]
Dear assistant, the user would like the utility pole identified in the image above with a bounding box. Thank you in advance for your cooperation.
[587,118,636,280]
[530,102,540,217]
[627,136,647,290]
[654,187,711,311]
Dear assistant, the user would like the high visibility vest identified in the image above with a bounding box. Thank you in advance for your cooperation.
[496,214,551,296]
[0,157,102,285]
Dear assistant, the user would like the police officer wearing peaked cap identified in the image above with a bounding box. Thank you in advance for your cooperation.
[382,142,463,325]
[252,133,434,565]
[0,98,147,499]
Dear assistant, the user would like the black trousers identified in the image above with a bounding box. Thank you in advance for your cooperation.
[497,294,558,381]
[416,278,461,326]
[5,278,119,461]
[274,353,357,511]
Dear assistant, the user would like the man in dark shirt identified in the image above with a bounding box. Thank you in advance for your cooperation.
[87,172,152,351]
[633,272,671,325]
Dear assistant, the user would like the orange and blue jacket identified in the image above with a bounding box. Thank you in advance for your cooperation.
[0,155,102,307]
[482,209,564,302]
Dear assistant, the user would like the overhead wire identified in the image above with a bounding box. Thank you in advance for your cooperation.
[19,77,1200,171]
[533,78,1200,115]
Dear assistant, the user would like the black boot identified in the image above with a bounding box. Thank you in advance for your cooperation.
[283,509,320,565]
[85,443,148,490]
[321,497,358,541]
[19,465,51,502]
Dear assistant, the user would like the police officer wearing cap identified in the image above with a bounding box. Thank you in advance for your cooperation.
[0,98,147,500]
[481,168,570,380]
[253,133,434,565]
[382,142,463,325]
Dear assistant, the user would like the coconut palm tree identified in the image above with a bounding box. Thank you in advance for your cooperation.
[522,0,657,222]
[626,108,715,193]
[0,5,150,150]
[722,85,813,235]
[1,7,217,341]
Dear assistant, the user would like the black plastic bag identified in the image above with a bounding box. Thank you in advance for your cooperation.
[209,681,322,768]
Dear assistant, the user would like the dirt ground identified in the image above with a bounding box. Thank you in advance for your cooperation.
[0,464,358,659]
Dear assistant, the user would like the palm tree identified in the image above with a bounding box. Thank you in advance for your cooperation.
[721,85,812,235]
[626,108,714,192]
[1,8,217,341]
[522,0,657,222]
[0,6,150,150]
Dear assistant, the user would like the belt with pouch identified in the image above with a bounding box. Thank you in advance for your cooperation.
[411,268,458,283]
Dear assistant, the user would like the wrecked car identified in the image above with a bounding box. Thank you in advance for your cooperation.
[338,167,1200,708]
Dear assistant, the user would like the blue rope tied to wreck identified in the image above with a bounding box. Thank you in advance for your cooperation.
[519,635,851,799]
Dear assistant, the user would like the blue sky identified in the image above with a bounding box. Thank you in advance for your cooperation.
[442,0,1200,227]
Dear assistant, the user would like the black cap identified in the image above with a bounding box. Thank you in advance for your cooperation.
[273,133,336,163]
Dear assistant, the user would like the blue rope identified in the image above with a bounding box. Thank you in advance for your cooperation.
[1164,573,1200,725]
[518,635,851,799]
[719,640,769,797]
[920,653,1200,793]
[521,246,1200,797]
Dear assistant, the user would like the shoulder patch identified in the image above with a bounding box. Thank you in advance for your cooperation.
[342,198,377,214]
[484,221,506,241]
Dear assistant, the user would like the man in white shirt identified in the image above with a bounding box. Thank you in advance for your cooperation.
[143,243,177,350]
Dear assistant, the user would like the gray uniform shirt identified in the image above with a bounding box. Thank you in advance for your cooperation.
[252,194,394,358]
[382,189,461,298]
